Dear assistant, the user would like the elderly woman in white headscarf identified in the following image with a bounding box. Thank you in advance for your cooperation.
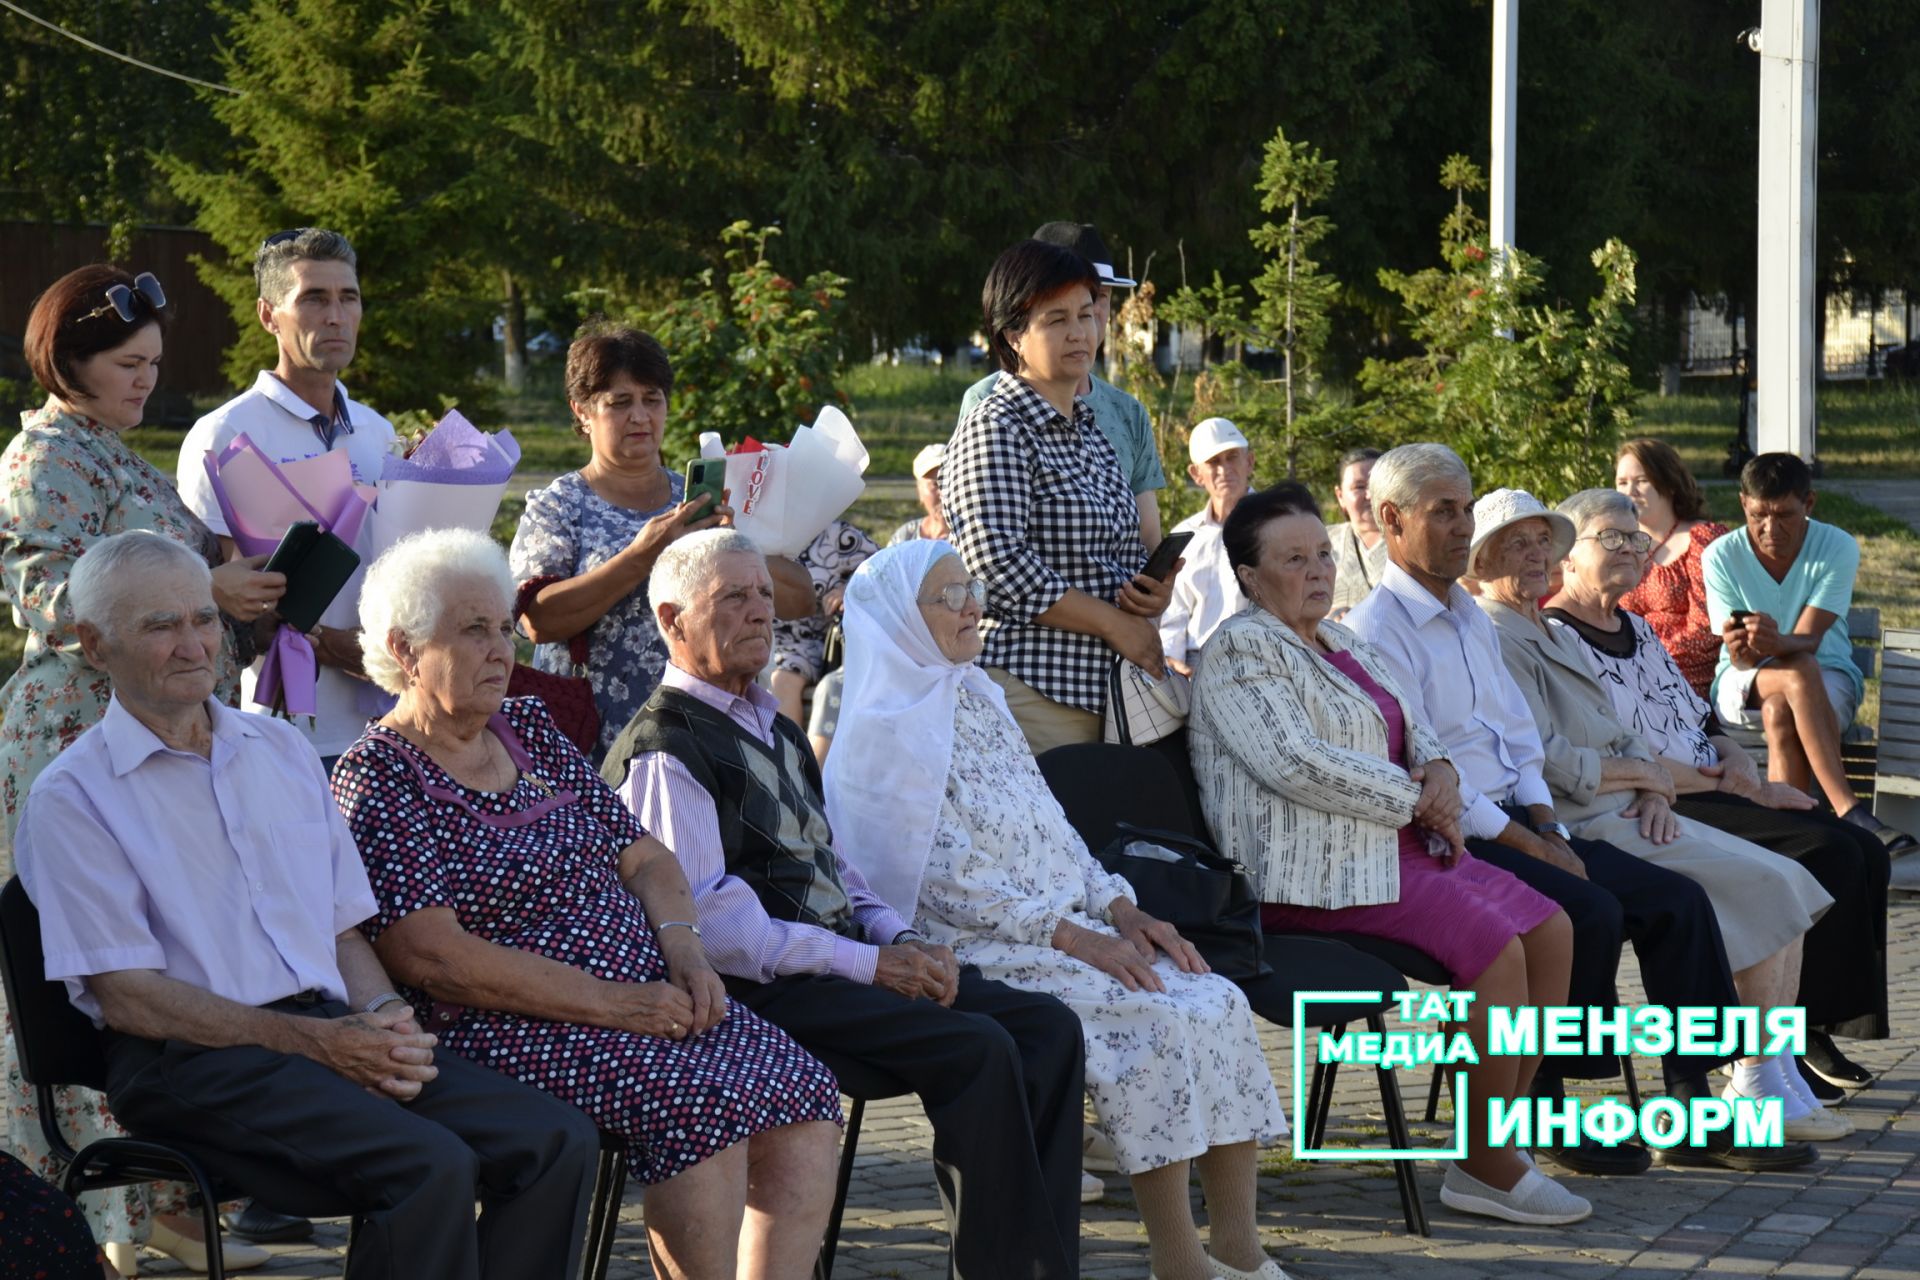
[824,539,1290,1280]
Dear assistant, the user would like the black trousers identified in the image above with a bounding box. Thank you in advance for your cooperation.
[1675,790,1890,1040]
[104,1001,600,1280]
[728,967,1085,1280]
[1470,831,1740,1084]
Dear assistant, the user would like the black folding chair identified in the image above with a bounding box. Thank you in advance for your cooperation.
[1,876,239,1279]
[1035,743,1429,1236]
[582,1130,630,1280]
[812,1076,916,1280]
[2,877,628,1280]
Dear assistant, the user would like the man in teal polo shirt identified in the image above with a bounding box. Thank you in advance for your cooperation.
[956,221,1166,548]
[1703,451,1916,855]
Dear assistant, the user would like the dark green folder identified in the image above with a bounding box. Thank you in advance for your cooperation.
[262,521,361,632]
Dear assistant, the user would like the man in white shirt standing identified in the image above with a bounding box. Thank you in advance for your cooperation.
[177,228,397,770]
[1159,417,1252,676]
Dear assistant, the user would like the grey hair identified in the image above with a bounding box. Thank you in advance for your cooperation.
[1557,487,1638,536]
[255,227,358,305]
[69,531,210,634]
[651,528,765,613]
[1369,442,1472,526]
[357,528,514,695]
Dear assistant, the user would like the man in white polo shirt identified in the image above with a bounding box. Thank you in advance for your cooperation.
[1158,417,1253,676]
[177,228,396,768]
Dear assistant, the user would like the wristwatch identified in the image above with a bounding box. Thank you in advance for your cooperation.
[1533,821,1572,841]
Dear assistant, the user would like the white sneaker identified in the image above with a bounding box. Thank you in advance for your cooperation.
[1439,1163,1592,1225]
[1209,1254,1294,1279]
[1081,1170,1105,1202]
[1721,1078,1853,1141]
[1083,1122,1119,1173]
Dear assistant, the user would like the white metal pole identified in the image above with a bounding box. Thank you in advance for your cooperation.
[1490,0,1517,260]
[1755,0,1820,461]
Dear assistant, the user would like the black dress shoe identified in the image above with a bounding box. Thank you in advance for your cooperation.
[1652,1124,1818,1172]
[1531,1137,1652,1176]
[1804,1032,1874,1089]
[1796,1057,1845,1102]
[221,1201,314,1244]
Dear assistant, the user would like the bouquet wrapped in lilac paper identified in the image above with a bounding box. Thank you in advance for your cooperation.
[203,435,372,718]
[372,409,521,560]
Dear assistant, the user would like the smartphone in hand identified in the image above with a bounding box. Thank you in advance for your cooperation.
[1140,531,1194,582]
[683,458,725,525]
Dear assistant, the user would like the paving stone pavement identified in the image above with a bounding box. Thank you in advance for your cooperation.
[136,893,1920,1278]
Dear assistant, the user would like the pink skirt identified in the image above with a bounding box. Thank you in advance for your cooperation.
[1260,845,1559,986]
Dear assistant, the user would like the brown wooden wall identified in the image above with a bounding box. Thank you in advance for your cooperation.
[0,222,240,402]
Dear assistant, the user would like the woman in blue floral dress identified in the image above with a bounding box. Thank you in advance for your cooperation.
[509,326,728,762]
[0,266,281,1272]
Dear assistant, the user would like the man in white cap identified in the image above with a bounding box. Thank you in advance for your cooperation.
[1158,418,1254,676]
[888,442,949,546]
[956,220,1167,547]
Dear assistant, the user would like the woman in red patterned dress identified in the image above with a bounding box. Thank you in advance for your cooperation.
[1615,438,1729,699]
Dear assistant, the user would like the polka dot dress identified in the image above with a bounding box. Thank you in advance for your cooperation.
[333,697,843,1184]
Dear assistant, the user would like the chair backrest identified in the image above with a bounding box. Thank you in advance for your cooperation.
[0,877,110,1091]
[1035,742,1203,853]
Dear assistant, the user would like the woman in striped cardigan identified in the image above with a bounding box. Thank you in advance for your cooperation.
[1188,483,1584,1227]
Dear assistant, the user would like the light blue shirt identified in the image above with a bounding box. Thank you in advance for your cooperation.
[1345,562,1554,840]
[16,695,377,1025]
[1701,517,1864,702]
[958,371,1166,496]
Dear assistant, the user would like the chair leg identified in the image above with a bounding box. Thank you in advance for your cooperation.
[1619,1054,1641,1109]
[1368,1013,1430,1237]
[1306,1045,1332,1149]
[198,1174,228,1280]
[1308,1022,1344,1149]
[581,1133,628,1280]
[814,1097,865,1280]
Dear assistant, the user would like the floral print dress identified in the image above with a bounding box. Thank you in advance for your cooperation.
[0,401,237,1246]
[914,685,1287,1176]
[509,468,684,762]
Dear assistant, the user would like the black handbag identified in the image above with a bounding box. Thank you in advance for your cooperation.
[1092,821,1272,981]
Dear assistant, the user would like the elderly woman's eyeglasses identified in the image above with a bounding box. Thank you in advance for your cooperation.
[1578,528,1653,554]
[919,578,987,611]
[81,272,166,324]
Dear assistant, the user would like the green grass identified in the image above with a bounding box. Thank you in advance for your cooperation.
[1634,380,1920,478]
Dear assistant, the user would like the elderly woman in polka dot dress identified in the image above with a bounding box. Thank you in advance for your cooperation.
[331,528,843,1280]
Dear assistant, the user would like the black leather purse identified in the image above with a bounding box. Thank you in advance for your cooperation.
[1092,821,1271,981]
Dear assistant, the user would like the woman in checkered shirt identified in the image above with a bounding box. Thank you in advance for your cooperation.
[942,240,1182,755]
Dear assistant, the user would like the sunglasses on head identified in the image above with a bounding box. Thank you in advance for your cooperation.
[260,227,313,250]
[81,272,166,324]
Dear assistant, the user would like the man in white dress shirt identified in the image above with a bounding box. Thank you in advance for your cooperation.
[1347,443,1812,1176]
[14,532,599,1280]
[1159,417,1253,676]
[176,228,397,768]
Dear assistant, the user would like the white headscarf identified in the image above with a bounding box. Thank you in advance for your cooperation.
[823,539,1015,919]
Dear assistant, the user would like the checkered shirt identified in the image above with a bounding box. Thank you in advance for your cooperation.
[943,373,1146,714]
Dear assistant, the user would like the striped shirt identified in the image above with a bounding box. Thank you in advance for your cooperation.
[617,665,914,985]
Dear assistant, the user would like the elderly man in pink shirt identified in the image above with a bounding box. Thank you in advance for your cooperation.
[14,530,598,1280]
[597,527,1088,1280]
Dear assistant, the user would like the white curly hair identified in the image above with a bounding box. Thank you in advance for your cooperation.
[357,527,515,694]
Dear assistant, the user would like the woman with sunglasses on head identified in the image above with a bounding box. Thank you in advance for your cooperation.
[0,264,282,1276]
